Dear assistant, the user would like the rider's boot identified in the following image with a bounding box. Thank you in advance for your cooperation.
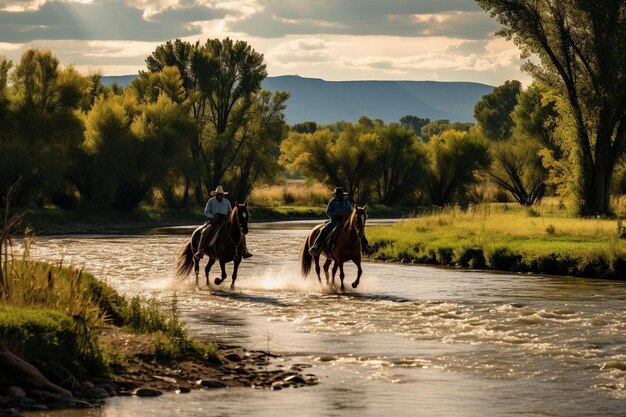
[194,224,211,260]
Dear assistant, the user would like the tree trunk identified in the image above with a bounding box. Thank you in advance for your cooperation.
[580,157,613,216]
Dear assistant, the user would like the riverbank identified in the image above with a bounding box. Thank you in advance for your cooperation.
[367,204,626,279]
[0,262,317,415]
[20,204,409,235]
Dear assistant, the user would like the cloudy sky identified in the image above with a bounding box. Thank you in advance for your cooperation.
[0,0,528,85]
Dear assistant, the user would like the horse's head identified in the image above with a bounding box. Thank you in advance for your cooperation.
[232,201,250,234]
[350,204,368,237]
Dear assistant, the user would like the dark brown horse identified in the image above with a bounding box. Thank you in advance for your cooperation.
[301,205,367,291]
[177,202,250,289]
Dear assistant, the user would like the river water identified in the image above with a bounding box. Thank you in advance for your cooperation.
[27,220,626,417]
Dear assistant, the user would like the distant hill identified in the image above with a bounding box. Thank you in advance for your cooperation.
[102,74,493,123]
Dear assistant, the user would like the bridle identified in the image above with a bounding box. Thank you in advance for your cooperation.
[343,208,366,246]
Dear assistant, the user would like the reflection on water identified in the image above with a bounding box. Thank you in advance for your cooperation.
[25,220,626,417]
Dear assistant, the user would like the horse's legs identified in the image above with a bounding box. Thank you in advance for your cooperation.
[230,257,241,290]
[205,258,215,287]
[323,258,332,284]
[352,258,362,289]
[314,255,322,283]
[194,257,200,286]
[338,262,346,292]
[331,263,339,287]
[215,259,227,286]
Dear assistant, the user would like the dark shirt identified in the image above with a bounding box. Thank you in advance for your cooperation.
[326,198,353,221]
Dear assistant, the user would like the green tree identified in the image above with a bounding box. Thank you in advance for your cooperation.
[474,80,522,141]
[280,125,376,200]
[399,115,430,137]
[10,49,88,207]
[292,121,318,133]
[227,90,289,202]
[372,124,428,205]
[193,38,267,190]
[421,119,473,141]
[425,130,491,206]
[477,0,626,215]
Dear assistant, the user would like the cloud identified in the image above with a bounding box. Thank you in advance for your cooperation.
[340,39,520,73]
[266,37,338,65]
[228,1,500,39]
[0,0,229,42]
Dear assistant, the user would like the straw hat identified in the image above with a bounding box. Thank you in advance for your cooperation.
[210,185,228,196]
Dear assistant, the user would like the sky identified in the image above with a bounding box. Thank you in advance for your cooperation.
[0,0,530,85]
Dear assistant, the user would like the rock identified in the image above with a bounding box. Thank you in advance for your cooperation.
[153,375,177,384]
[175,387,191,394]
[117,391,133,397]
[225,353,243,362]
[80,381,95,390]
[270,383,282,391]
[284,375,306,385]
[132,387,163,397]
[196,379,227,389]
[90,387,110,399]
[6,387,26,400]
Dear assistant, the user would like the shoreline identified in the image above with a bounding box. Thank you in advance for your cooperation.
[0,327,318,416]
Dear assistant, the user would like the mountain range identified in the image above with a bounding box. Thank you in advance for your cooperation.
[102,74,493,124]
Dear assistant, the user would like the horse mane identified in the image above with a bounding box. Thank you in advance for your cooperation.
[229,205,238,223]
[347,207,358,231]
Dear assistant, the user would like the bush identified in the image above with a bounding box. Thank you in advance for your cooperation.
[485,247,522,271]
[455,247,486,268]
[0,305,107,377]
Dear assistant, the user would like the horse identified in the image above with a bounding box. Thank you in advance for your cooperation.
[300,205,368,291]
[177,202,250,289]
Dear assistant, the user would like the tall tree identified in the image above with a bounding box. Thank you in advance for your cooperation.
[399,115,430,138]
[477,0,626,215]
[193,38,267,190]
[474,80,522,141]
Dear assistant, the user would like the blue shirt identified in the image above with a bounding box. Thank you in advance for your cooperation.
[326,198,353,220]
[204,197,232,218]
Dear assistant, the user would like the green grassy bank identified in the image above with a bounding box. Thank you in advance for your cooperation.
[367,204,626,279]
[0,260,219,389]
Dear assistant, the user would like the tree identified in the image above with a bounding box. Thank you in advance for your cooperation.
[425,130,491,206]
[488,138,546,206]
[292,121,318,133]
[9,49,88,207]
[227,90,289,202]
[474,80,522,141]
[193,38,267,190]
[372,124,428,205]
[421,119,473,141]
[280,125,377,200]
[477,0,626,215]
[399,115,430,137]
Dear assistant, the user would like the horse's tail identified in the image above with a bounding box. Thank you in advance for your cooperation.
[177,241,195,276]
[301,235,312,278]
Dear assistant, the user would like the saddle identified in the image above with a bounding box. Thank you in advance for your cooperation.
[322,221,344,251]
[204,223,226,249]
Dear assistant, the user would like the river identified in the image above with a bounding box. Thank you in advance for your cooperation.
[27,220,626,417]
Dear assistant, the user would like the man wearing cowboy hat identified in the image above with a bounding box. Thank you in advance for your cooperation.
[195,185,252,260]
[309,186,371,256]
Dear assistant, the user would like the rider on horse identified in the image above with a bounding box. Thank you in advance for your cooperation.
[194,186,252,260]
[308,187,372,256]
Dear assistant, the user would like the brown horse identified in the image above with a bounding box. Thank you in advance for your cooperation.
[177,202,250,289]
[301,205,368,291]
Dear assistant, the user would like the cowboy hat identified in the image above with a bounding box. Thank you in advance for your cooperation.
[333,187,348,196]
[210,185,229,196]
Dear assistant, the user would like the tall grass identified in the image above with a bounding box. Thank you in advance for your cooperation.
[250,181,332,207]
[368,203,626,278]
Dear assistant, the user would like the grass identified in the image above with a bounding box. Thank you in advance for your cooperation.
[367,202,626,278]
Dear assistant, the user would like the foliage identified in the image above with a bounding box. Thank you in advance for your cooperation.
[372,124,428,205]
[473,80,521,141]
[425,130,491,206]
[399,115,430,137]
[477,0,626,215]
[420,119,473,141]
